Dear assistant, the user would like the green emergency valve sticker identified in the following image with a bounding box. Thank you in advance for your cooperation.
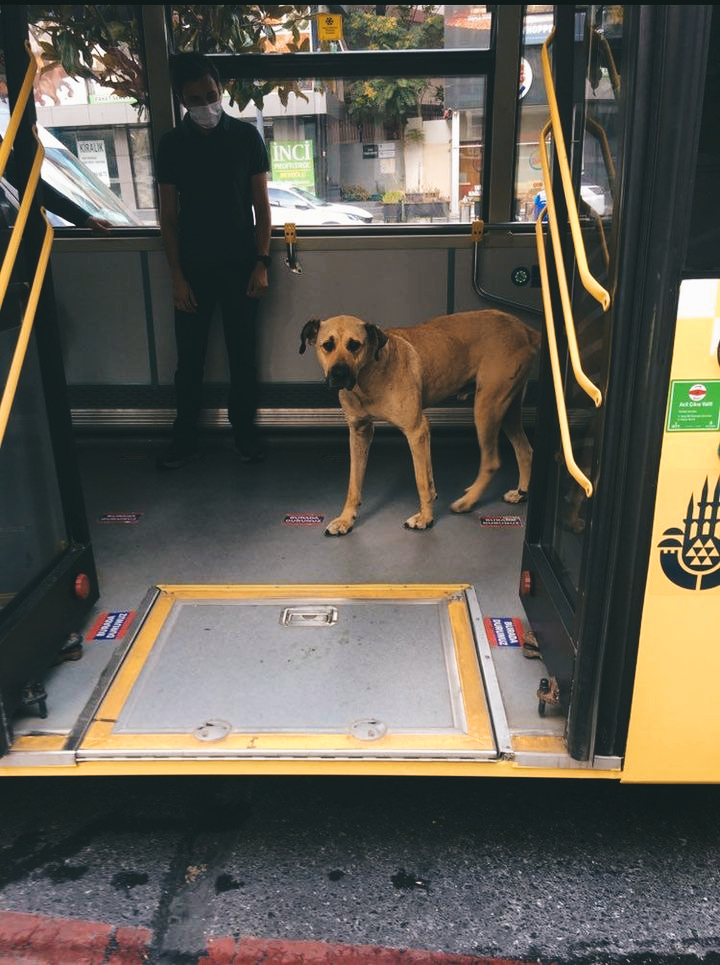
[666,380,720,431]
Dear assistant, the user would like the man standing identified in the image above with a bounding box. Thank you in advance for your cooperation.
[156,51,272,469]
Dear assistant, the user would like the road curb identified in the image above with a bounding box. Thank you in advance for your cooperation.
[200,935,527,963]
[0,912,530,964]
[0,911,151,964]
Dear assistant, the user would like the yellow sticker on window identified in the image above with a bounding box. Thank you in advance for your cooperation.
[317,13,343,42]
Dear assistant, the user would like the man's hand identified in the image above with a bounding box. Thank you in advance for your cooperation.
[247,263,269,299]
[85,216,113,235]
[172,274,197,313]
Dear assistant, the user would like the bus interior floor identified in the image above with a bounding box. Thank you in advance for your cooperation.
[11,429,565,743]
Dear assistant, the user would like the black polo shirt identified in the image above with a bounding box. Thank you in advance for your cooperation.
[156,111,270,265]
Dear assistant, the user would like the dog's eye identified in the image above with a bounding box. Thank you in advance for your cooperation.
[320,338,335,353]
[346,339,362,353]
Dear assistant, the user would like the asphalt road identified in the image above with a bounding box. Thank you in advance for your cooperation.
[0,775,719,964]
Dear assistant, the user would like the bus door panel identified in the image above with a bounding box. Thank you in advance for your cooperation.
[623,279,720,783]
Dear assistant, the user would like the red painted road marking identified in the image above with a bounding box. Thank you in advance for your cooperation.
[0,912,533,964]
[0,912,151,965]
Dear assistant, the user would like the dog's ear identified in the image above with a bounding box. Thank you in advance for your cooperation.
[365,323,389,360]
[300,318,321,354]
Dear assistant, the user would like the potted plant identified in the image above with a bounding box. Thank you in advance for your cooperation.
[382,190,405,222]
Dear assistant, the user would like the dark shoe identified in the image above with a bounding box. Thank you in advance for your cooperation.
[156,443,201,470]
[234,442,266,464]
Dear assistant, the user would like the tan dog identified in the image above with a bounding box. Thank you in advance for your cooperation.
[300,310,541,535]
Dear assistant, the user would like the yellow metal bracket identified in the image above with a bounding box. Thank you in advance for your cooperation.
[283,222,302,274]
[471,219,484,243]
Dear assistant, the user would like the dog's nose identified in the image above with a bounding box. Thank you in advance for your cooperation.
[328,363,355,390]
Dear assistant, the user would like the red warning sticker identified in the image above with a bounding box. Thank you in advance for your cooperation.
[477,515,523,527]
[484,616,525,647]
[98,512,143,524]
[88,610,135,640]
[283,513,325,526]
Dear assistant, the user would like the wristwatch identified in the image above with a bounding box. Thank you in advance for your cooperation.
[256,255,271,268]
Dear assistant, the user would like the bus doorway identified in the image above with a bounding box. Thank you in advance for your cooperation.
[0,5,717,781]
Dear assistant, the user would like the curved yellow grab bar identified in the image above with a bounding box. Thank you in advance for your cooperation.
[585,115,616,196]
[0,126,46,309]
[0,42,37,181]
[541,29,611,312]
[0,42,56,449]
[535,206,594,498]
[0,208,54,447]
[539,120,602,407]
[591,26,621,99]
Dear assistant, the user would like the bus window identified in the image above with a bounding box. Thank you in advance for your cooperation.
[25,6,154,225]
[216,74,486,226]
[167,5,493,225]
[0,106,143,227]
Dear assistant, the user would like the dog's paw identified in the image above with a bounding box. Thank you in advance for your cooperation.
[449,495,475,514]
[503,488,528,504]
[403,514,434,530]
[324,517,354,536]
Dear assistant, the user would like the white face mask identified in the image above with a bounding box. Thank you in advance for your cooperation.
[187,101,223,130]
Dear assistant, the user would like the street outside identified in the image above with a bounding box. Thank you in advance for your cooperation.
[0,775,719,964]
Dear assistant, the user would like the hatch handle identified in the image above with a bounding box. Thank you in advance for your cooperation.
[280,605,339,628]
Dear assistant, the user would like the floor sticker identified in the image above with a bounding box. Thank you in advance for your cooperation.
[88,610,136,640]
[98,512,144,524]
[283,513,325,526]
[477,514,523,527]
[484,616,525,647]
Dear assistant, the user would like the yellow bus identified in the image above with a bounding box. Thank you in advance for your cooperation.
[0,5,717,781]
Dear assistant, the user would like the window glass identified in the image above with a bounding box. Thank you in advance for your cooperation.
[169,5,490,224]
[170,5,491,55]
[22,5,150,225]
[314,5,491,53]
[223,74,485,225]
[18,6,495,228]
[513,6,555,222]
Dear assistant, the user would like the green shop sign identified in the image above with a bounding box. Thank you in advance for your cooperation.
[270,140,315,190]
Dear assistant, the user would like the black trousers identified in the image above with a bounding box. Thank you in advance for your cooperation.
[171,260,259,448]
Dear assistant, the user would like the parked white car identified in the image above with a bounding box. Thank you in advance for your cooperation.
[287,184,374,223]
[267,182,373,226]
[532,181,609,219]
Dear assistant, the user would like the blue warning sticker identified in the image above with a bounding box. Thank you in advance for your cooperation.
[484,616,525,647]
[88,610,135,640]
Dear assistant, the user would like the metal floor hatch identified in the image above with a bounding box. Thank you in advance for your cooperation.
[77,583,500,762]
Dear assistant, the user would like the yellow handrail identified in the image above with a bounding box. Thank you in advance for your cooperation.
[0,210,54,447]
[539,120,603,408]
[0,41,55,450]
[0,42,36,182]
[535,205,594,498]
[540,29,611,313]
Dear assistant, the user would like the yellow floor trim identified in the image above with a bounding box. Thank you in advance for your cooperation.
[79,583,496,761]
[511,734,568,754]
[1,757,622,779]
